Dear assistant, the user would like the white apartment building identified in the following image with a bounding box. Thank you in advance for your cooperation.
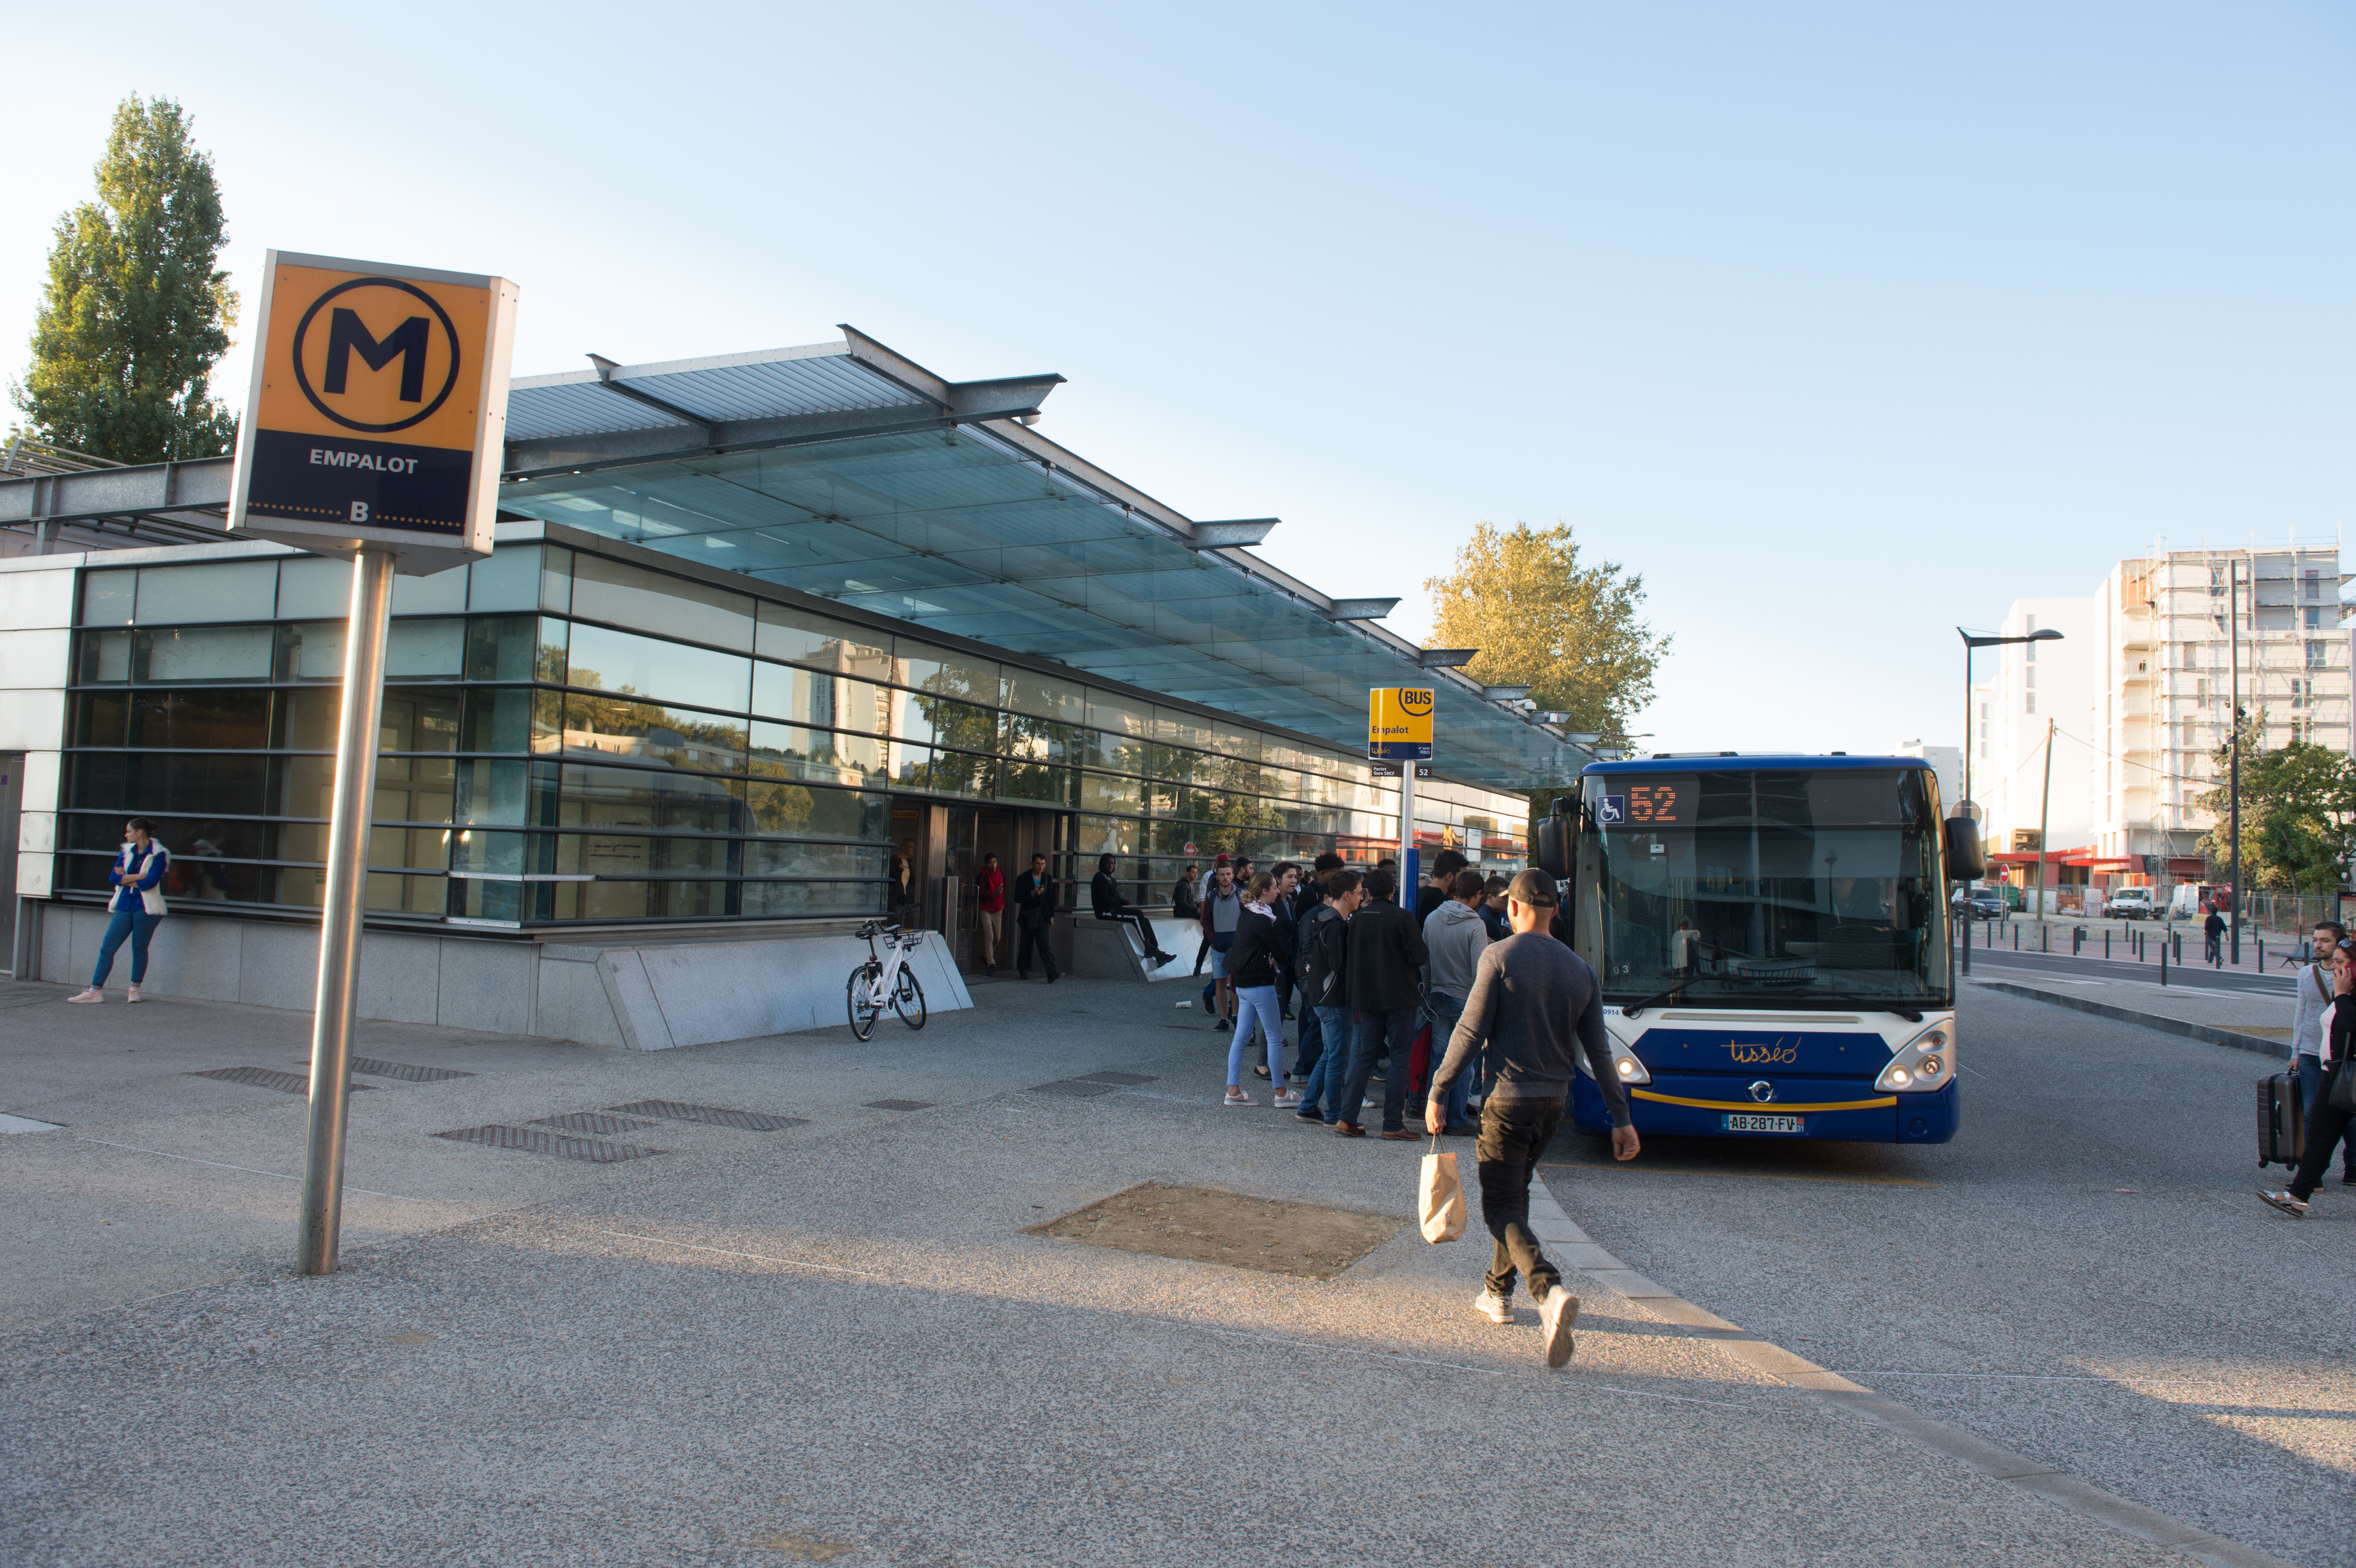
[1897,740,1959,813]
[1975,545,2349,898]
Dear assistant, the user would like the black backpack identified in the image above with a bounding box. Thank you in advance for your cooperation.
[1298,906,1349,1008]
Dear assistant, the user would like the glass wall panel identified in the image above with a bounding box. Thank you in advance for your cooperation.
[743,783,888,841]
[555,878,734,921]
[743,841,888,879]
[1155,706,1216,749]
[567,621,750,713]
[1083,727,1147,775]
[75,630,132,683]
[393,564,469,617]
[454,760,553,826]
[897,645,998,705]
[466,543,542,611]
[135,560,277,625]
[276,557,350,621]
[143,626,274,683]
[1002,759,1073,806]
[1004,669,1086,723]
[571,553,755,651]
[81,570,137,626]
[555,833,732,878]
[464,616,565,683]
[280,619,465,681]
[752,663,889,735]
[540,544,574,614]
[560,692,748,773]
[125,689,269,752]
[283,686,460,754]
[748,722,872,789]
[755,600,890,672]
[920,749,997,799]
[558,763,743,833]
[1079,772,1142,814]
[740,879,885,918]
[919,696,1000,756]
[1071,814,1137,854]
[1087,689,1151,739]
[72,691,131,748]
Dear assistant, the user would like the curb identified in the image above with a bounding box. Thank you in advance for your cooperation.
[1968,980,2292,1061]
[1527,1184,2294,1568]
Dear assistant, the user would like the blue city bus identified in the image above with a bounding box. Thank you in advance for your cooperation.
[1539,755,1964,1145]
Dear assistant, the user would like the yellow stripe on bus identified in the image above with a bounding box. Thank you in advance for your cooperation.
[1630,1089,1900,1113]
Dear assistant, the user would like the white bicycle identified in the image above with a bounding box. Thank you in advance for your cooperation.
[847,919,928,1040]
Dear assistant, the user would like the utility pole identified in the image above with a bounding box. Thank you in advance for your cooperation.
[2036,717,2056,921]
[2230,556,2242,965]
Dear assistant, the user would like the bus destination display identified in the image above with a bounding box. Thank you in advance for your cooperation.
[1596,778,1690,828]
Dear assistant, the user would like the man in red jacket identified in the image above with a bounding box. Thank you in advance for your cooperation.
[973,852,1007,976]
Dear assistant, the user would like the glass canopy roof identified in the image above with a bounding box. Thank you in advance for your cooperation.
[499,381,1585,790]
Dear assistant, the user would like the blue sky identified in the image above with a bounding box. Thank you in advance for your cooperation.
[4,2,2349,756]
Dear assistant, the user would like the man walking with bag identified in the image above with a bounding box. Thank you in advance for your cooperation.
[1428,869,1638,1367]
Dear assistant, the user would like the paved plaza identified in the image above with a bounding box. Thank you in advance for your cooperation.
[0,975,2347,1566]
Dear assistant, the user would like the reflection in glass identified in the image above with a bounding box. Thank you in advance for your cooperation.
[560,692,747,773]
[135,560,277,624]
[568,621,749,713]
[571,553,755,651]
[560,762,743,833]
[741,879,885,917]
[747,722,870,789]
[143,626,274,683]
[755,600,890,671]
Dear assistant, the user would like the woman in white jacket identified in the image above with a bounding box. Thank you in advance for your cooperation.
[68,818,170,1004]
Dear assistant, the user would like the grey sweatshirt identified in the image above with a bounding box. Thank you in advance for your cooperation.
[1431,932,1630,1127]
[1423,898,1490,1000]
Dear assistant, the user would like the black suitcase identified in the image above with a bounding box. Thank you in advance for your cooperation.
[2259,1072,2304,1168]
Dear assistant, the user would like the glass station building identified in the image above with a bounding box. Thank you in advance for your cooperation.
[5,329,1591,958]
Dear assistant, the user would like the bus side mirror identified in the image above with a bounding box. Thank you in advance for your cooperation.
[1944,816,1986,882]
[1537,796,1573,879]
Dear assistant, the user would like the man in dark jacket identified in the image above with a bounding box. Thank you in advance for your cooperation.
[1012,853,1060,983]
[1092,853,1176,965]
[1294,868,1363,1126]
[1337,866,1429,1139]
[1428,868,1638,1367]
[2204,905,2226,964]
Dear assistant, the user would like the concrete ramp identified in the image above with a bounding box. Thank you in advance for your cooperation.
[578,930,972,1050]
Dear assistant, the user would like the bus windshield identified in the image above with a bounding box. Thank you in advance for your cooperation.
[1584,766,1951,1009]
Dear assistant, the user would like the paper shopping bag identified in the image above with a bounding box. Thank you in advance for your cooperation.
[1418,1146,1466,1243]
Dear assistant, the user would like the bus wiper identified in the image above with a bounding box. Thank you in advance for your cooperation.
[1782,994,1925,1022]
[1620,985,1689,1019]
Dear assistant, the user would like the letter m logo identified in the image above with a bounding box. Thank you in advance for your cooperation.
[324,309,429,402]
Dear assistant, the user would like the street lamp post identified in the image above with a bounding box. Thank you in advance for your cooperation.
[1956,624,2066,849]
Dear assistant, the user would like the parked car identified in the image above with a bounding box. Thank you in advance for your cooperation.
[2105,888,2155,920]
[1968,889,2007,921]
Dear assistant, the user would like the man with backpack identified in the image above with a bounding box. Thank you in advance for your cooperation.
[1293,868,1364,1126]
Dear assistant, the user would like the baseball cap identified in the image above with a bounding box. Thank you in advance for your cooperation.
[1507,868,1560,908]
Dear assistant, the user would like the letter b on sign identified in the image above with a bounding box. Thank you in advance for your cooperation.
[350,502,370,522]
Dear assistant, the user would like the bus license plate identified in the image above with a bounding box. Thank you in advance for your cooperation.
[1723,1113,1805,1134]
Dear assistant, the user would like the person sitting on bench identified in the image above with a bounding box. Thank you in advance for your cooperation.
[1091,853,1176,964]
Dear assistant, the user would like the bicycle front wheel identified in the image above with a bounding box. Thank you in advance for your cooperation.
[893,966,927,1030]
[848,964,883,1040]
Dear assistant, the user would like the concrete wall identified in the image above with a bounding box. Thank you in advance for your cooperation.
[30,903,974,1050]
[0,560,74,908]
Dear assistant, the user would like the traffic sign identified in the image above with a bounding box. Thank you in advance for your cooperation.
[1368,686,1435,760]
[1182,841,1198,856]
[230,250,518,575]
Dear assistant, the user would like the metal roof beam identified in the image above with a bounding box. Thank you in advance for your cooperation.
[1186,518,1278,548]
[587,353,714,439]
[0,456,233,527]
[1419,648,1478,668]
[1329,597,1401,620]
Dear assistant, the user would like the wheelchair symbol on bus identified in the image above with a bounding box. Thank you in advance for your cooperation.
[1599,795,1625,825]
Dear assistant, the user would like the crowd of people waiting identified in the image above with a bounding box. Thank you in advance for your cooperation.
[1163,849,1517,1137]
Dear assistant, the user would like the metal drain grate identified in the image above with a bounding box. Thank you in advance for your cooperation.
[354,1057,476,1083]
[531,1112,659,1136]
[192,1067,373,1096]
[863,1099,934,1111]
[432,1124,661,1162]
[1027,1079,1120,1099]
[1077,1071,1156,1086]
[605,1100,807,1132]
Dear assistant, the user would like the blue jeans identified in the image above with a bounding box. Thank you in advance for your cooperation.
[1428,991,1472,1127]
[1227,985,1285,1088]
[1298,1005,1355,1122]
[1344,1005,1419,1132]
[92,907,160,987]
[2298,1057,2354,1174]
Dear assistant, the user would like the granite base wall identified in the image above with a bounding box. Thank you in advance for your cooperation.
[25,902,975,1049]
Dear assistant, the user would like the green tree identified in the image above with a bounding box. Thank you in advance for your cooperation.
[2194,714,2356,891]
[1423,521,1669,745]
[11,95,239,462]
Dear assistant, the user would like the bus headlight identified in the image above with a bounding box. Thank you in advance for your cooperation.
[1591,1030,1652,1086]
[1875,1021,1956,1093]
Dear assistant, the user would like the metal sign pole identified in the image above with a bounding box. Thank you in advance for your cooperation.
[297,546,396,1275]
[1399,762,1418,899]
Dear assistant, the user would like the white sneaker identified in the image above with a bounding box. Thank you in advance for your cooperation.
[1223,1087,1255,1107]
[126,984,143,1004]
[1474,1290,1513,1325]
[1538,1286,1580,1368]
[1272,1089,1303,1109]
[67,988,103,1004]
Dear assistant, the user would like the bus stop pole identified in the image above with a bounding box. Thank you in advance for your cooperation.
[297,547,396,1276]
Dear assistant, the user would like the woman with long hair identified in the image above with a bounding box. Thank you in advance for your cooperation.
[1220,872,1299,1108]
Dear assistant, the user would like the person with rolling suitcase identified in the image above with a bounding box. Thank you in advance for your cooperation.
[2263,938,2356,1216]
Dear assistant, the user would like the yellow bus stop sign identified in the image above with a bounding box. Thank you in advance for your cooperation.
[1368,687,1435,760]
